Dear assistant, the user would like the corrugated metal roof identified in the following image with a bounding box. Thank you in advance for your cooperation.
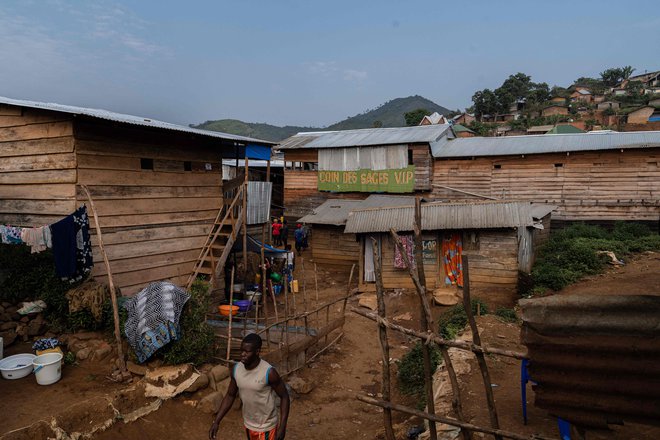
[297,194,415,225]
[520,294,660,429]
[529,204,557,219]
[280,124,452,150]
[527,125,554,132]
[277,132,331,150]
[246,181,272,225]
[344,200,547,233]
[0,96,274,145]
[432,131,660,158]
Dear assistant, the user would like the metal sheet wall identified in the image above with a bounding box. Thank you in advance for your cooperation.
[318,145,408,171]
[246,181,272,224]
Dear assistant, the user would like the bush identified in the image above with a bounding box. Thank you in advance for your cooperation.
[495,307,518,323]
[438,298,489,340]
[397,341,441,404]
[160,279,216,366]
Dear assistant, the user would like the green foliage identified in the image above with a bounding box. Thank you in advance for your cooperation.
[404,108,430,126]
[600,66,635,87]
[160,279,216,366]
[467,121,499,136]
[438,299,489,340]
[530,223,660,292]
[63,351,77,366]
[397,342,441,402]
[494,307,519,323]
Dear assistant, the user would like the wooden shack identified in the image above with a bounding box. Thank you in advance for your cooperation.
[296,195,415,271]
[344,201,554,297]
[0,97,273,295]
[430,132,660,224]
[278,125,453,221]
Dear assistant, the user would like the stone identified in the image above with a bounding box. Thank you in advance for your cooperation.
[19,316,29,323]
[1,302,10,308]
[0,321,17,331]
[312,417,321,425]
[358,294,377,311]
[73,331,101,340]
[0,330,17,347]
[197,390,224,414]
[210,364,230,383]
[92,341,113,361]
[185,372,210,393]
[287,376,314,394]
[126,361,148,376]
[144,364,199,399]
[76,347,92,361]
[5,306,18,314]
[27,315,46,336]
[0,312,11,322]
[69,340,88,352]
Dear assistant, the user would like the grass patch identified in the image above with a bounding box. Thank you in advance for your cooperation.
[438,298,489,340]
[397,342,441,408]
[494,307,518,323]
[530,222,660,293]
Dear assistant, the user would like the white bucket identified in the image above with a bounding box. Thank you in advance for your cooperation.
[32,352,63,385]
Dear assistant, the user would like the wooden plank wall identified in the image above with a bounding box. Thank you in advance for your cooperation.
[410,144,432,191]
[0,106,77,226]
[310,226,359,270]
[379,233,441,290]
[432,149,660,221]
[74,119,223,295]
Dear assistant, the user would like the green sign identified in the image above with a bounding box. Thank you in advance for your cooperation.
[317,166,415,193]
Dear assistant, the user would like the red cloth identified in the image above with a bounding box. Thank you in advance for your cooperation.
[272,223,282,236]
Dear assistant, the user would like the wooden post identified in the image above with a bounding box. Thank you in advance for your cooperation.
[372,238,395,440]
[227,266,235,361]
[284,270,289,318]
[269,279,279,322]
[314,262,319,302]
[462,255,502,440]
[242,157,249,296]
[80,185,125,372]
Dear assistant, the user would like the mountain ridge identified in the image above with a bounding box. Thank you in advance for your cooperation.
[192,95,451,142]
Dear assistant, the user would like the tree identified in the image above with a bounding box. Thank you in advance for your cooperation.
[404,108,430,126]
[372,120,383,128]
[472,89,499,121]
[600,66,636,87]
[625,80,644,97]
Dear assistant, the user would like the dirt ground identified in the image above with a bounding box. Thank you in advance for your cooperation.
[2,251,659,439]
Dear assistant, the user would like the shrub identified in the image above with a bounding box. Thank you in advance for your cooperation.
[495,307,518,323]
[160,279,216,366]
[438,298,489,340]
[397,341,441,404]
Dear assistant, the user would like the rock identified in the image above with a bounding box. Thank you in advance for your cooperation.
[287,376,314,394]
[126,361,148,376]
[0,330,17,347]
[393,312,412,321]
[144,364,199,399]
[312,416,321,425]
[358,294,377,310]
[73,331,101,340]
[19,316,29,323]
[330,363,341,369]
[5,306,18,314]
[197,390,224,414]
[69,340,88,352]
[185,373,210,393]
[27,315,46,336]
[0,321,17,331]
[15,323,28,341]
[92,341,113,361]
[0,312,11,322]
[1,301,10,308]
[76,347,92,360]
[210,364,230,383]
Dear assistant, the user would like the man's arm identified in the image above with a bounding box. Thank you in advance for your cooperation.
[208,375,239,439]
[268,368,290,440]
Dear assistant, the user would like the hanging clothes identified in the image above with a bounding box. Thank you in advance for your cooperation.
[51,206,93,282]
[21,226,52,253]
[0,225,23,244]
[364,236,375,282]
[442,233,463,287]
[123,282,190,363]
[393,234,415,269]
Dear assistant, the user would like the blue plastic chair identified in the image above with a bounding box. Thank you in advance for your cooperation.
[521,359,572,439]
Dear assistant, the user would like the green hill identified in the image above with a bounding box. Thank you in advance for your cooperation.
[192,95,451,142]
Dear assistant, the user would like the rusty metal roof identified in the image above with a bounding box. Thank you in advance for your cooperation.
[297,194,415,226]
[344,200,547,233]
[278,125,452,150]
[520,294,660,429]
[0,96,275,145]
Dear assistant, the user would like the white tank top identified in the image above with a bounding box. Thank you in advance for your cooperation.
[233,359,279,432]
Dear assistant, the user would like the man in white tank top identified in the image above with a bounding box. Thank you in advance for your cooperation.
[209,333,290,440]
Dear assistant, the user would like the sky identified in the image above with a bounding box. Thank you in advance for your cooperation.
[1,0,658,128]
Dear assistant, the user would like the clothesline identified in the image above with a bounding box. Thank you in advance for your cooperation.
[0,205,94,283]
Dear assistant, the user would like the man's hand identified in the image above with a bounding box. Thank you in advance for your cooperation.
[208,421,219,439]
[276,427,286,440]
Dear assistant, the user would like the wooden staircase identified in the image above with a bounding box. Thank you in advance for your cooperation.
[186,181,244,291]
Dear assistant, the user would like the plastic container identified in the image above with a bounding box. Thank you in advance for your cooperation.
[232,299,251,312]
[272,284,282,295]
[218,305,239,316]
[32,352,63,385]
[245,291,262,304]
[0,353,36,380]
[232,283,244,293]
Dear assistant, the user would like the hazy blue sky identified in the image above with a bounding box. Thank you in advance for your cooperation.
[1,0,658,127]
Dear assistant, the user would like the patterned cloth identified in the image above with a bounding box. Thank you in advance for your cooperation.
[393,234,416,269]
[0,225,23,244]
[33,338,59,351]
[245,426,278,440]
[51,206,93,282]
[123,282,190,363]
[442,233,463,287]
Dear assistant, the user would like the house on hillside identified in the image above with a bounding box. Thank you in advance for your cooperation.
[344,201,555,297]
[570,89,592,103]
[277,124,454,221]
[541,105,569,117]
[420,112,449,125]
[430,131,660,225]
[451,113,476,126]
[627,107,656,124]
[0,97,274,295]
[597,101,620,111]
[550,96,567,105]
[527,125,555,135]
[452,124,476,138]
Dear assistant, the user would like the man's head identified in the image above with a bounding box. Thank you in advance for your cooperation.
[240,333,263,367]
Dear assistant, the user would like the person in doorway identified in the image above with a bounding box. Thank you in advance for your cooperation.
[272,219,282,247]
[209,333,290,440]
[301,223,310,251]
[294,223,305,256]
